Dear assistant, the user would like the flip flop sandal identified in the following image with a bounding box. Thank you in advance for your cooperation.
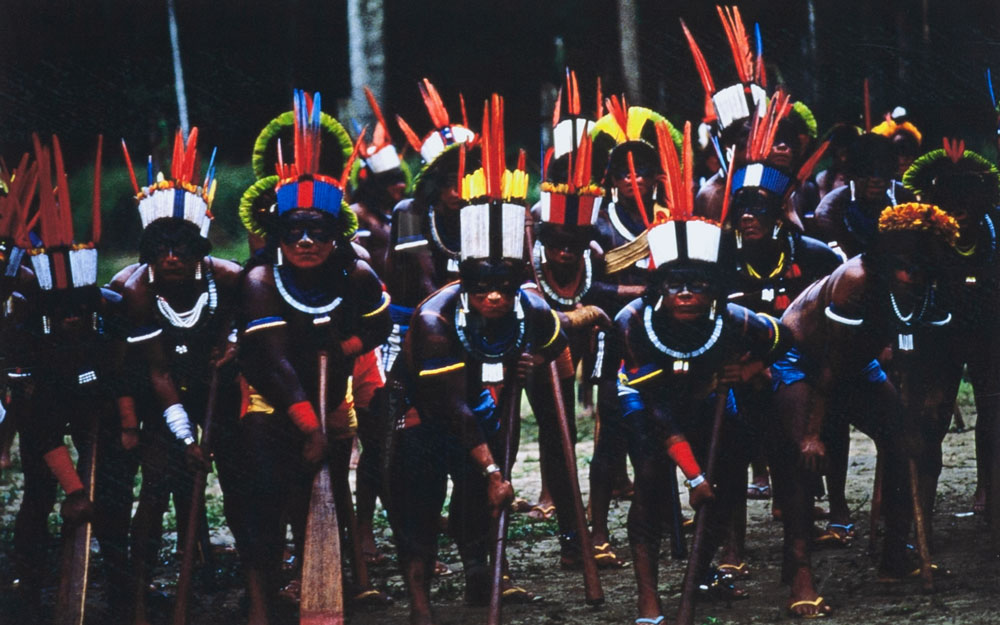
[635,617,665,624]
[510,497,533,513]
[787,595,832,618]
[814,523,854,547]
[352,588,393,606]
[747,483,771,499]
[717,562,751,579]
[591,542,626,569]
[500,575,540,603]
[526,504,557,522]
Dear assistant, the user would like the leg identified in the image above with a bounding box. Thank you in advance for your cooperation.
[130,423,174,625]
[588,378,627,553]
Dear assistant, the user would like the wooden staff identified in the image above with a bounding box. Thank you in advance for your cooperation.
[54,412,99,625]
[487,370,524,625]
[300,350,344,625]
[172,367,220,625]
[868,456,883,557]
[548,360,604,605]
[667,459,688,560]
[908,458,934,592]
[675,386,730,625]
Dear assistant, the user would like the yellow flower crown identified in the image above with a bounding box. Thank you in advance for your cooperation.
[877,202,959,247]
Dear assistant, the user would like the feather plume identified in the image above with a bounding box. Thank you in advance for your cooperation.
[419,78,451,128]
[92,135,102,244]
[605,95,630,139]
[171,129,184,181]
[863,78,872,132]
[943,137,966,163]
[457,143,467,187]
[680,19,716,95]
[460,93,470,129]
[364,87,390,136]
[720,146,736,226]
[755,22,767,89]
[341,126,367,188]
[796,140,829,184]
[717,5,754,84]
[51,135,74,246]
[552,86,563,128]
[988,68,997,110]
[570,70,581,116]
[626,151,651,229]
[0,154,38,247]
[542,146,553,180]
[395,115,423,152]
[120,138,140,194]
[181,127,198,183]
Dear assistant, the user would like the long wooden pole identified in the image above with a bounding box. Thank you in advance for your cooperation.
[487,373,523,625]
[548,361,604,605]
[300,350,344,625]
[172,368,220,625]
[54,412,99,625]
[675,387,729,625]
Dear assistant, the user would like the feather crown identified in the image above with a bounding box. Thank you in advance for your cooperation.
[902,138,1000,211]
[0,154,39,274]
[27,133,103,290]
[396,78,477,165]
[878,202,959,248]
[122,127,215,238]
[358,86,403,175]
[457,94,528,263]
[681,6,767,132]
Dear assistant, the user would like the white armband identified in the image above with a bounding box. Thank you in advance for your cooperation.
[163,403,194,442]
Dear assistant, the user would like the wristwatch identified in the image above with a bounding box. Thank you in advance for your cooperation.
[183,436,196,446]
[482,463,502,477]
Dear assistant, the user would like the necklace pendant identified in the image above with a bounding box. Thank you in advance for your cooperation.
[761,287,774,302]
[482,362,504,383]
[175,344,189,354]
[898,333,914,351]
[966,275,977,284]
[673,359,690,373]
[447,258,460,273]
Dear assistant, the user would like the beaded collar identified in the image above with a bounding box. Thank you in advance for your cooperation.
[273,263,343,315]
[156,267,218,329]
[532,240,592,308]
[643,306,724,361]
[454,290,527,363]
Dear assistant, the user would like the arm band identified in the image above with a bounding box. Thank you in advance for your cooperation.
[340,336,363,358]
[43,446,85,494]
[163,403,194,441]
[288,400,321,433]
[667,439,702,480]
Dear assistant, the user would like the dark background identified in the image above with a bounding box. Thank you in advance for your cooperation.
[2,0,999,194]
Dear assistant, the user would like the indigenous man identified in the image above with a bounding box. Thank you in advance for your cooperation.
[901,140,1000,548]
[770,202,958,617]
[12,135,133,620]
[872,108,923,180]
[237,91,392,625]
[114,129,244,625]
[386,97,583,625]
[587,98,675,562]
[720,94,841,574]
[611,121,791,625]
[813,132,916,260]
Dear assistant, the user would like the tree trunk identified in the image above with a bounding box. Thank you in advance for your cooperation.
[347,0,386,129]
[617,0,641,103]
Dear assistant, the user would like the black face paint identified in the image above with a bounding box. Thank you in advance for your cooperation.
[278,212,336,245]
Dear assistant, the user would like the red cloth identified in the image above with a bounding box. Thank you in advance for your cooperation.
[287,400,320,432]
[667,439,702,479]
[43,446,85,494]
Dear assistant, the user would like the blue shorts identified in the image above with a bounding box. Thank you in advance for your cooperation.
[771,347,886,391]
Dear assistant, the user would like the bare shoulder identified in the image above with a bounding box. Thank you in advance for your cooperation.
[107,262,142,293]
[207,256,244,289]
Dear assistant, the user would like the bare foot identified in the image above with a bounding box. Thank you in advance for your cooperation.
[787,568,832,618]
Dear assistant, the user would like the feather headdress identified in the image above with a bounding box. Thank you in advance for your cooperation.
[681,6,767,133]
[27,134,103,290]
[590,96,682,186]
[240,90,361,239]
[902,139,1000,213]
[458,94,529,263]
[396,78,477,165]
[122,127,215,237]
[0,154,39,278]
[357,87,403,175]
[540,70,604,228]
[605,120,725,272]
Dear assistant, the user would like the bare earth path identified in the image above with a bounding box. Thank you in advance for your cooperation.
[1,416,997,624]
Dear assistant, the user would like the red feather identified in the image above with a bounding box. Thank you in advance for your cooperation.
[627,151,651,229]
[341,126,367,188]
[457,143,467,189]
[92,135,103,244]
[606,95,630,139]
[395,115,423,152]
[419,78,450,128]
[542,146,554,180]
[717,5,753,84]
[120,139,140,194]
[181,127,199,184]
[552,86,563,128]
[863,78,872,133]
[595,76,603,118]
[797,140,830,184]
[460,93,470,129]
[52,135,73,245]
[680,19,716,96]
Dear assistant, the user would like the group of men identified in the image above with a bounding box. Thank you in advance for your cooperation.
[3,6,1000,625]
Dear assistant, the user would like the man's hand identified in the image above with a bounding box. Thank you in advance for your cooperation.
[121,428,139,451]
[339,336,364,359]
[516,352,545,384]
[302,429,328,466]
[689,480,715,509]
[185,442,210,473]
[798,434,827,473]
[61,489,95,526]
[719,354,767,386]
[486,472,515,519]
[210,340,239,369]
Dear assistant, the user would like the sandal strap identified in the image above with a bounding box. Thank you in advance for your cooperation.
[635,617,665,625]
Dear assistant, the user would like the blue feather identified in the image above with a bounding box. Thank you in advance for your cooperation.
[711,136,728,176]
[755,23,763,58]
[988,68,997,110]
[312,92,322,128]
[147,155,153,186]
[204,146,217,187]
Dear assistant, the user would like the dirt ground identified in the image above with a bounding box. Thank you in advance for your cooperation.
[1,408,998,625]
